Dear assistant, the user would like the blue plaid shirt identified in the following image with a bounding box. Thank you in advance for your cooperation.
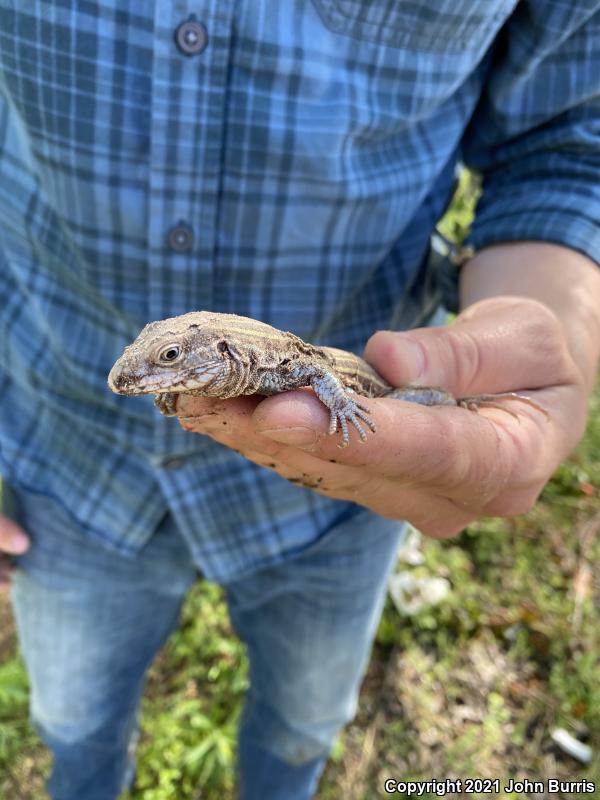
[1,2,599,582]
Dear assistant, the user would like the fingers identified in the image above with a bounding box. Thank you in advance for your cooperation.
[177,380,555,504]
[175,380,572,542]
[177,394,272,446]
[363,297,578,399]
[0,514,29,591]
[255,389,536,486]
[175,391,484,534]
[0,513,30,555]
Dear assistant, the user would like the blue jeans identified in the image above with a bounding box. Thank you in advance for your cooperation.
[8,485,403,800]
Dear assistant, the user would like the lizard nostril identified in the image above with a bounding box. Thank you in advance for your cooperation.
[108,363,136,394]
[107,364,122,391]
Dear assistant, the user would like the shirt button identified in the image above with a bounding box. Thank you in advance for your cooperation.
[168,223,193,252]
[174,18,208,56]
[163,457,185,470]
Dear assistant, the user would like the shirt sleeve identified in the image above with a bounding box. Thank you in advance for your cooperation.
[461,1,600,267]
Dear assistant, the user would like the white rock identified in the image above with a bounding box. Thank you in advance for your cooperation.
[388,573,451,616]
[551,728,592,764]
[396,525,424,566]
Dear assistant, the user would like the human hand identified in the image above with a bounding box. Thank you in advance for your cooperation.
[0,513,30,590]
[176,297,587,539]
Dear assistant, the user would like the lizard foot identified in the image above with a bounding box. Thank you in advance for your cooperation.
[457,392,549,420]
[386,386,548,421]
[155,392,178,416]
[328,399,377,448]
[310,372,377,447]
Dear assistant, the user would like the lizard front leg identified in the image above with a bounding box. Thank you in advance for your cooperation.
[155,392,178,416]
[309,371,377,448]
[257,363,377,447]
[155,388,213,416]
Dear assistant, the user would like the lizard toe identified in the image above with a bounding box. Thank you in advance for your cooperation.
[349,415,368,442]
[354,408,377,433]
[337,415,350,448]
[328,408,339,436]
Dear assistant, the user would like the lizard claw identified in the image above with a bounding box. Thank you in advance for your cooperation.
[330,403,377,448]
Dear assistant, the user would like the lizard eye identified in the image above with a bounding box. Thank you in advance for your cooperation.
[216,341,229,354]
[157,344,182,364]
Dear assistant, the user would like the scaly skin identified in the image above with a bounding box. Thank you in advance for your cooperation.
[108,310,546,447]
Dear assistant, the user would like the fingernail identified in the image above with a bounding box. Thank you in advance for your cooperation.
[260,426,318,447]
[179,415,214,431]
[179,416,199,430]
[398,336,426,380]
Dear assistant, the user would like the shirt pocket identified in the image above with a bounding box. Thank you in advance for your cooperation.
[310,0,517,53]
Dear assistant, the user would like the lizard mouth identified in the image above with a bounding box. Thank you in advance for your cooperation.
[108,363,223,396]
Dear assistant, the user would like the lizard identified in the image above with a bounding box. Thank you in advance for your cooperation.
[107,310,546,448]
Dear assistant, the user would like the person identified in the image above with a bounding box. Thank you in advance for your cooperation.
[1,2,599,798]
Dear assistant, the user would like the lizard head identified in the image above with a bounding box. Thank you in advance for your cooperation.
[108,311,240,398]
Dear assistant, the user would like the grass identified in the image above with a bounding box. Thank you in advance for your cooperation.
[1,176,599,798]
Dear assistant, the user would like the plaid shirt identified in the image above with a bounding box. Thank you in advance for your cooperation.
[1,1,599,582]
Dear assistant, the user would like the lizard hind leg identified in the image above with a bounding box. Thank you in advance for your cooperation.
[457,392,549,420]
[388,386,548,422]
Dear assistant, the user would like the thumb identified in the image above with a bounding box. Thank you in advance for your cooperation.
[363,297,572,398]
[0,513,30,555]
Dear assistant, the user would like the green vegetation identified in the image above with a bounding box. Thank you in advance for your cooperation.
[1,178,599,798]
